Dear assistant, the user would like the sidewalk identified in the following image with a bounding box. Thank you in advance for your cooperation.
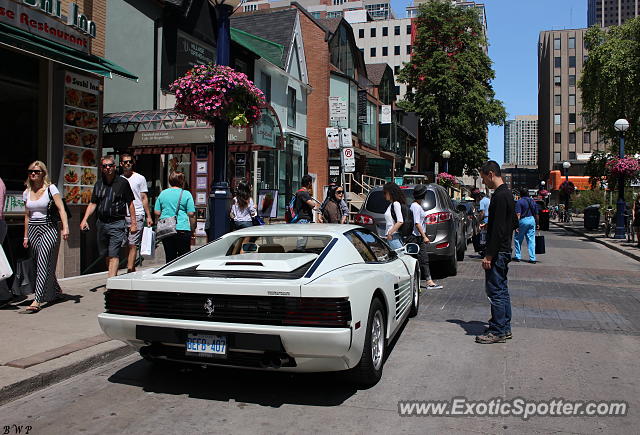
[552,216,640,262]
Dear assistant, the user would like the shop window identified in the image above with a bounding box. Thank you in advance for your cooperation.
[287,87,296,128]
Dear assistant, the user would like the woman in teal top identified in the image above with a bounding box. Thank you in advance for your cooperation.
[154,171,196,262]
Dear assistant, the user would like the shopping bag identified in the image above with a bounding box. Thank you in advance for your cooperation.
[11,258,36,296]
[0,245,12,281]
[535,234,546,255]
[472,230,487,253]
[140,227,155,257]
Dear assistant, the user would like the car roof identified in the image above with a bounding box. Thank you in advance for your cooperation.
[368,183,441,192]
[229,223,362,237]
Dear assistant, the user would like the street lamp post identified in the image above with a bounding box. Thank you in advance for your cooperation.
[208,0,240,241]
[441,150,451,173]
[613,118,630,239]
[562,161,571,222]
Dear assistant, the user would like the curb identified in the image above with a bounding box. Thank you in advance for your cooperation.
[0,341,134,406]
[552,221,640,262]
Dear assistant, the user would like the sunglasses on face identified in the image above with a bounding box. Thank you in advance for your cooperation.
[121,160,133,165]
[27,170,43,175]
[102,163,115,168]
[335,190,344,194]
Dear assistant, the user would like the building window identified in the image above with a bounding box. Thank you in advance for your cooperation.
[243,4,257,12]
[554,152,561,162]
[394,45,400,55]
[569,151,576,160]
[554,37,561,50]
[359,29,364,38]
[554,114,561,125]
[370,47,376,57]
[394,85,400,96]
[569,74,576,86]
[555,132,561,143]
[569,132,576,143]
[326,11,342,18]
[287,87,296,128]
[569,56,576,68]
[584,55,589,63]
[394,65,400,74]
[583,131,591,144]
[371,28,376,37]
[394,25,400,35]
[333,0,344,4]
[406,45,412,54]
[569,113,576,124]
[568,37,576,49]
[554,75,561,86]
[382,46,388,56]
[554,95,561,106]
[311,11,322,19]
[260,72,271,103]
[382,27,388,36]
[406,24,412,34]
[569,94,576,106]
[554,57,561,68]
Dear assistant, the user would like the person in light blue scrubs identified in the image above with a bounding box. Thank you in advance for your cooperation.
[513,188,539,263]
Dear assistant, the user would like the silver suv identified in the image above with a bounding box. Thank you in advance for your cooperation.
[354,184,466,276]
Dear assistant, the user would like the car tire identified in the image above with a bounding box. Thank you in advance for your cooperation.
[409,266,420,318]
[456,240,465,262]
[350,298,386,387]
[447,251,458,276]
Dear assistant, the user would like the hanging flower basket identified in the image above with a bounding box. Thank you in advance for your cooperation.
[436,172,457,188]
[170,65,266,128]
[605,156,640,178]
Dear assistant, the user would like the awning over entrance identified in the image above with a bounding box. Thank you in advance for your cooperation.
[0,22,137,80]
[230,27,284,69]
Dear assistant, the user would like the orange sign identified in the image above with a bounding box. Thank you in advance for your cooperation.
[548,170,592,191]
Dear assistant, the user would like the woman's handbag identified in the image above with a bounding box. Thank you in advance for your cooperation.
[47,186,72,223]
[252,215,265,226]
[11,258,36,296]
[156,189,183,241]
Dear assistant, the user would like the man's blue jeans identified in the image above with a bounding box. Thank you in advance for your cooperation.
[514,216,536,261]
[485,252,512,336]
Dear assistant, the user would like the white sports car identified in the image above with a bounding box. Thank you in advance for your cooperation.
[98,224,420,386]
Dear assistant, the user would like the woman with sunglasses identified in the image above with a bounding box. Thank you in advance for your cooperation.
[20,161,69,313]
[320,185,348,224]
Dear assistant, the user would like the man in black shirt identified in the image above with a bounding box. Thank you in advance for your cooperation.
[476,160,515,344]
[80,156,136,278]
[294,174,319,223]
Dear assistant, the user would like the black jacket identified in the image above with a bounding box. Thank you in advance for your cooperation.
[486,183,516,258]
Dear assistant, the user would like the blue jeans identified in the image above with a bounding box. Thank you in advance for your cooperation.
[386,233,403,250]
[485,252,512,336]
[297,219,311,224]
[514,216,536,261]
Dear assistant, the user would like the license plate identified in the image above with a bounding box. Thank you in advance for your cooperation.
[186,333,227,356]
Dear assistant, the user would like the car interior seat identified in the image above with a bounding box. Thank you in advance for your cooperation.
[257,244,286,253]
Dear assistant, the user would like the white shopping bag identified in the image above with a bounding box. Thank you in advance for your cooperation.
[140,227,155,257]
[0,245,13,281]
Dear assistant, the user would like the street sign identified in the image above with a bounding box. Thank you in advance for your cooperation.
[342,147,355,173]
[329,96,348,122]
[340,128,352,148]
[380,105,391,124]
[326,127,340,149]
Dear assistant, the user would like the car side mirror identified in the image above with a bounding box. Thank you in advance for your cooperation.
[404,243,420,255]
[242,243,258,252]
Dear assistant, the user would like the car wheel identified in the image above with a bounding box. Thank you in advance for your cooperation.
[350,298,386,387]
[409,266,420,318]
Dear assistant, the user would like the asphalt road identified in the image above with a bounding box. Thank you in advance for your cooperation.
[1,227,639,434]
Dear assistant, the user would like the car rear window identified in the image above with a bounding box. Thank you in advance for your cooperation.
[365,189,436,214]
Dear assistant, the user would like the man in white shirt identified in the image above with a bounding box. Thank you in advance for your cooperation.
[120,154,153,272]
[406,185,442,290]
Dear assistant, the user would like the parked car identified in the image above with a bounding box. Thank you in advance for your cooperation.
[452,200,480,244]
[353,184,466,276]
[99,224,420,387]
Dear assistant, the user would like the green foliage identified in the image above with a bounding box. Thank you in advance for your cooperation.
[397,1,505,176]
[584,150,612,188]
[573,188,638,212]
[579,19,640,154]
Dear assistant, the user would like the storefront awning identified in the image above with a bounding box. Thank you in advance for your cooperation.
[230,27,284,69]
[0,22,138,80]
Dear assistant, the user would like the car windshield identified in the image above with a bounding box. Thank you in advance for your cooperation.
[226,235,333,256]
[365,189,437,214]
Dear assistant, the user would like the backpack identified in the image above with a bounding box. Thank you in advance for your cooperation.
[390,202,414,238]
[285,189,305,223]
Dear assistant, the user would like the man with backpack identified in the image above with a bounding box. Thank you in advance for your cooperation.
[287,175,319,224]
[513,188,539,264]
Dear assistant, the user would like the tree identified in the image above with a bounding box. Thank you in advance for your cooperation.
[580,18,640,154]
[397,1,505,175]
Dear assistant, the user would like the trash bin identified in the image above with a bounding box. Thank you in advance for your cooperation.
[536,200,550,231]
[583,205,601,230]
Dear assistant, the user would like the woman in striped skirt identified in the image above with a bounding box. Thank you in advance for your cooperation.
[20,161,69,314]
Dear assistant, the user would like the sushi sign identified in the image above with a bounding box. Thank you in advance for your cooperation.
[65,72,99,95]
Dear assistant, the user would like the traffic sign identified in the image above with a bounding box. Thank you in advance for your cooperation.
[326,127,340,149]
[342,147,355,167]
[329,97,348,122]
[340,128,352,148]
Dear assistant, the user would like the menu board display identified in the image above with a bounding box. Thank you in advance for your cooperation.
[62,71,100,205]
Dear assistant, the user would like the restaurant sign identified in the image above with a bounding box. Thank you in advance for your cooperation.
[253,108,276,148]
[0,0,96,53]
[132,127,248,146]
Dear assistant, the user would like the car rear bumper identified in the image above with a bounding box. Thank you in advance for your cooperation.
[98,313,356,372]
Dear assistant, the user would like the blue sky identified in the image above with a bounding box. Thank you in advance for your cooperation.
[390,0,588,164]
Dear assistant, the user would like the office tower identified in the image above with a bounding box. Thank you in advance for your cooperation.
[504,116,538,166]
[538,29,606,176]
[588,0,639,27]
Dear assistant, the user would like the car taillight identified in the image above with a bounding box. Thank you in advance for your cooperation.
[354,213,375,225]
[425,212,452,224]
[436,242,449,249]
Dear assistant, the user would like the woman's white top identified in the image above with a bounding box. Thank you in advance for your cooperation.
[384,200,403,236]
[231,198,256,222]
[23,185,59,219]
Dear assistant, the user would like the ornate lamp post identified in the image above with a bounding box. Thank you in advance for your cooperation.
[562,161,571,221]
[441,150,451,174]
[613,118,630,239]
[208,0,241,240]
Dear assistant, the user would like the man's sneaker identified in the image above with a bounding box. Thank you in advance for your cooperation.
[475,333,506,344]
[427,283,443,290]
[512,258,520,262]
[484,328,512,339]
